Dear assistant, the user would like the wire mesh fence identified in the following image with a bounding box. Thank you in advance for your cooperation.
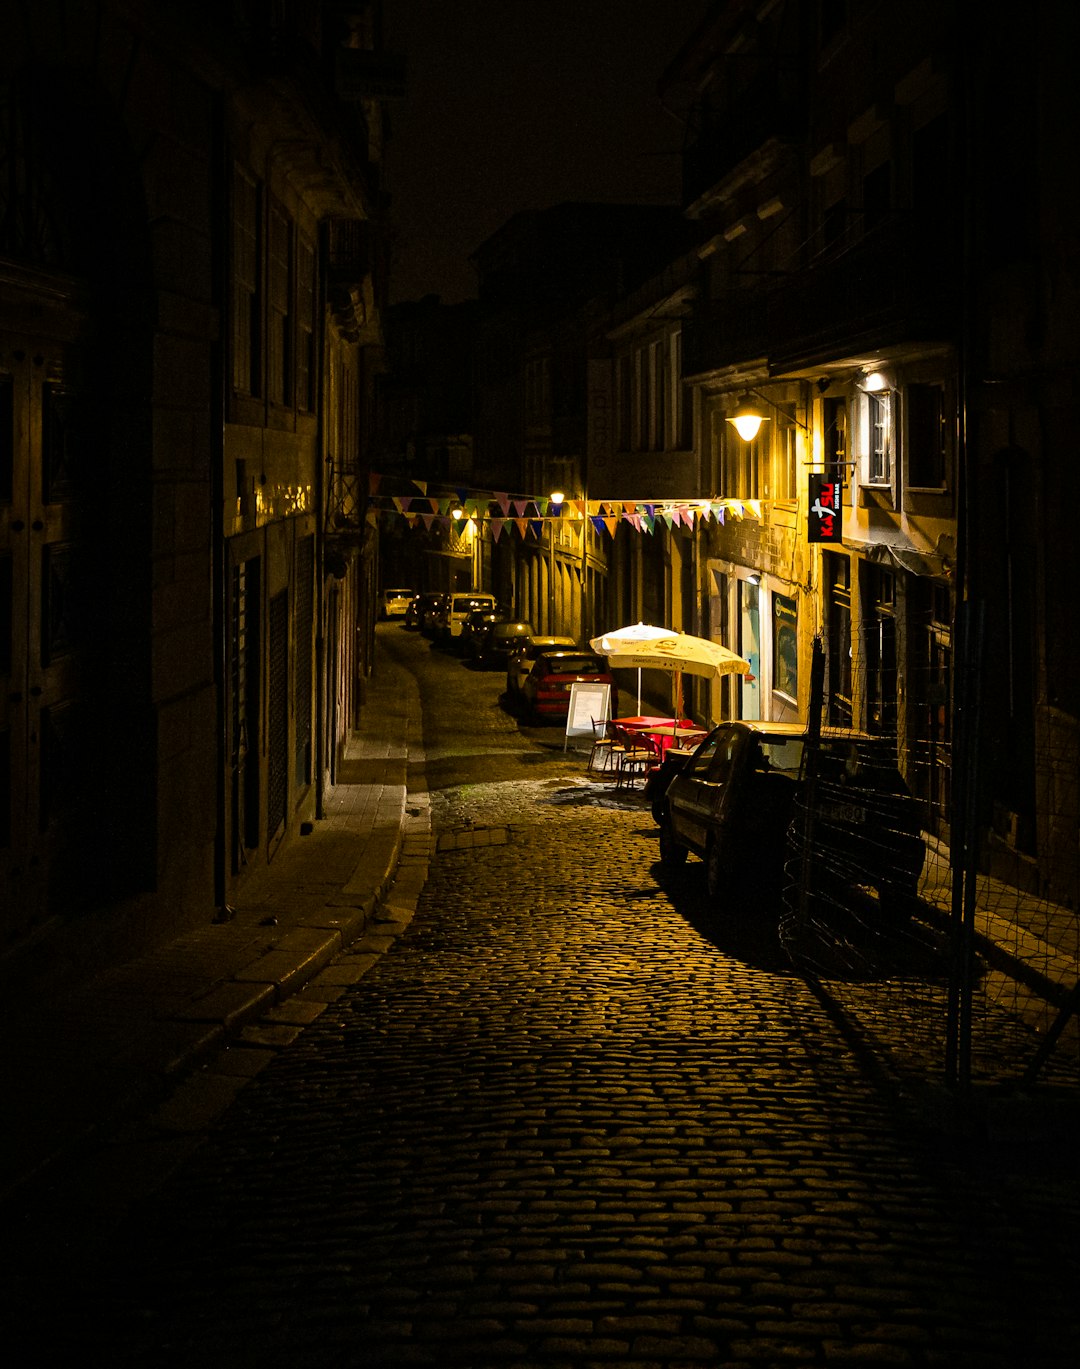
[778,633,1080,1099]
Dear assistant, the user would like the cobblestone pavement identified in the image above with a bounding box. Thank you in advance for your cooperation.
[7,628,1080,1367]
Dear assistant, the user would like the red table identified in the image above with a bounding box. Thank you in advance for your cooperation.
[612,717,707,760]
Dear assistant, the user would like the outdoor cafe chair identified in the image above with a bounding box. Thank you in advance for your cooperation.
[587,717,622,774]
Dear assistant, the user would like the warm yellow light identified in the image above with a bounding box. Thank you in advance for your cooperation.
[451,506,464,520]
[863,370,888,392]
[549,490,564,505]
[726,394,768,442]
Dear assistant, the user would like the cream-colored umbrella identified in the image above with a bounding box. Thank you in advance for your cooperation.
[589,623,751,716]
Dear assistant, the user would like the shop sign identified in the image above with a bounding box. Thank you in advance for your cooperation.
[808,474,843,543]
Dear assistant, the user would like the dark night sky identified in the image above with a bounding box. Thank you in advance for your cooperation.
[381,0,711,305]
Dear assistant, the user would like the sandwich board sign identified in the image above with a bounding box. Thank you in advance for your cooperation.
[565,681,611,750]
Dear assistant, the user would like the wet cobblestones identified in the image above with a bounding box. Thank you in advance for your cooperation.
[7,630,1080,1366]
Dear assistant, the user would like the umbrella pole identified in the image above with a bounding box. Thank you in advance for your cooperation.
[637,667,641,714]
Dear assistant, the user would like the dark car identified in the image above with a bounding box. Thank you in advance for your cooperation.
[419,592,449,635]
[657,721,925,920]
[470,618,534,667]
[516,649,618,724]
[460,608,503,655]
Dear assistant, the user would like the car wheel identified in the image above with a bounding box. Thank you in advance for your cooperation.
[658,818,687,867]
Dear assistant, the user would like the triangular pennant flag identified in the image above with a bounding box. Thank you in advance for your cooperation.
[490,517,504,542]
[429,497,440,514]
[392,496,406,513]
[421,513,435,530]
[412,479,427,495]
[512,499,528,517]
[662,512,676,529]
[515,518,528,537]
[603,516,618,537]
[590,515,605,536]
[366,508,378,526]
[571,500,585,517]
[643,514,655,534]
[746,500,762,519]
[728,499,744,518]
[529,519,543,538]
[623,501,636,515]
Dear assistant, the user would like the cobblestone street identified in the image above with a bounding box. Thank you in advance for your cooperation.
[8,627,1079,1367]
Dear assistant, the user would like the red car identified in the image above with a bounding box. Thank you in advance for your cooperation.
[517,649,618,723]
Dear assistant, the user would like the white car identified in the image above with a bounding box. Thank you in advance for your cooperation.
[380,588,413,620]
[437,592,498,643]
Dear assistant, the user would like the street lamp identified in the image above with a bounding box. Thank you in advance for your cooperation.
[726,393,768,442]
[548,490,563,631]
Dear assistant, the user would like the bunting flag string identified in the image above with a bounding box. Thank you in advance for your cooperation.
[358,472,770,539]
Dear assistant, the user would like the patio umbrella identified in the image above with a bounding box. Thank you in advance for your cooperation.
[589,623,751,717]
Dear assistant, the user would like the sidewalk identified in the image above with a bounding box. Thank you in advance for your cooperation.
[0,643,430,1211]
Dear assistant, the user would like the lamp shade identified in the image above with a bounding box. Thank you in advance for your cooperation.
[727,394,768,441]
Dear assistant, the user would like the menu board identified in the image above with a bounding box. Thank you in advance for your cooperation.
[565,682,612,744]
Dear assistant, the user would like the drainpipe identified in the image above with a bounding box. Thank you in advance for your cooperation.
[313,223,329,820]
[211,92,228,912]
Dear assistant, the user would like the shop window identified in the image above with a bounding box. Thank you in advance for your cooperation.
[772,592,798,702]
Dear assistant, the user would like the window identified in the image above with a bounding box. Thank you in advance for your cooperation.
[772,423,798,502]
[232,166,261,397]
[862,160,891,233]
[823,195,848,254]
[669,328,690,449]
[617,354,633,450]
[722,424,762,500]
[867,391,891,485]
[906,382,947,488]
[652,341,666,450]
[268,200,292,407]
[296,235,316,412]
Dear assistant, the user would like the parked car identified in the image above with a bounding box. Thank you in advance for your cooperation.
[505,636,577,701]
[419,592,449,635]
[514,648,618,723]
[459,607,505,656]
[437,591,499,645]
[380,587,413,620]
[657,720,925,920]
[470,618,534,667]
[404,593,426,630]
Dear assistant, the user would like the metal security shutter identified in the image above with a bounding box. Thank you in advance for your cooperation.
[294,536,313,786]
[267,589,288,841]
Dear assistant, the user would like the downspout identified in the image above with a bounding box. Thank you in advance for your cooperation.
[211,91,228,912]
[313,222,329,820]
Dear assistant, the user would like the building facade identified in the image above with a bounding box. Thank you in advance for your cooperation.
[1,1,393,981]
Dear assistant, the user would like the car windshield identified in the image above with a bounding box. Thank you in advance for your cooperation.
[494,623,531,640]
[453,597,491,612]
[543,653,603,675]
